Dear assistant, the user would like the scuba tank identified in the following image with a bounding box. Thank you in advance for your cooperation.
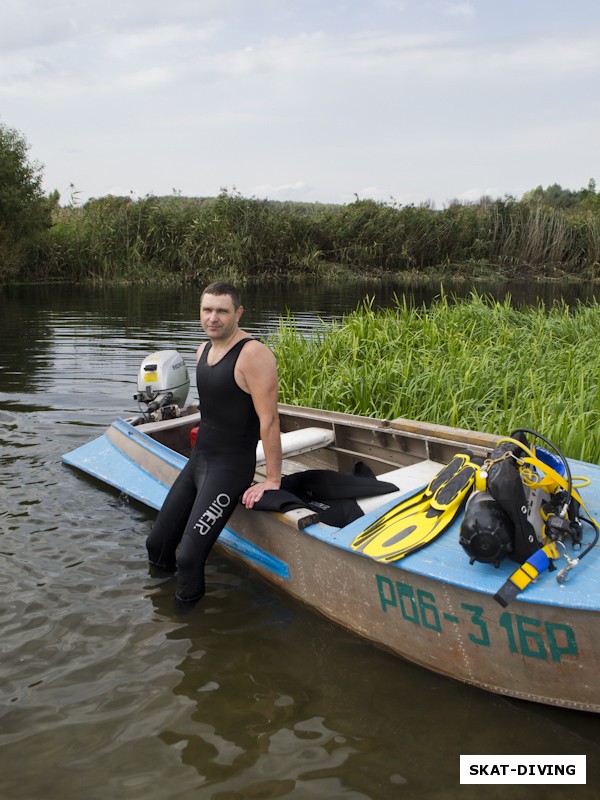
[460,434,540,567]
[485,437,540,564]
[459,491,514,567]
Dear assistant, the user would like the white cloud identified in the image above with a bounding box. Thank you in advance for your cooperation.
[442,2,476,19]
[249,181,312,199]
[2,1,599,205]
[114,66,174,91]
[455,186,501,203]
[103,22,222,59]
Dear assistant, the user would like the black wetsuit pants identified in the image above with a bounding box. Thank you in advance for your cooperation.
[146,444,256,602]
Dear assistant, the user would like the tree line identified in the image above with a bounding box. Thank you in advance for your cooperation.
[2,120,600,285]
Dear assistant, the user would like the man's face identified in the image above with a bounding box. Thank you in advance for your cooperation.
[200,292,243,341]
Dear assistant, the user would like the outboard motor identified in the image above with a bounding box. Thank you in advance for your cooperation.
[133,350,190,424]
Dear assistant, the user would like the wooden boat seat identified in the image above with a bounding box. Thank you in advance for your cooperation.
[256,427,334,466]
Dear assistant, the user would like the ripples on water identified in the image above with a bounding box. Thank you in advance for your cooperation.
[1,283,600,800]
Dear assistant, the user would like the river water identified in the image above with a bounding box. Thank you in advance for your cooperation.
[1,281,600,800]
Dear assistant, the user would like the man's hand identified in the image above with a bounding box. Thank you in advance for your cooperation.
[242,479,280,509]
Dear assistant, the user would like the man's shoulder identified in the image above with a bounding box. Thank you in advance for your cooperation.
[239,337,276,365]
[241,336,271,355]
[242,335,265,349]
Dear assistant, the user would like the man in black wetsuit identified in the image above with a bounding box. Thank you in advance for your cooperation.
[146,281,282,603]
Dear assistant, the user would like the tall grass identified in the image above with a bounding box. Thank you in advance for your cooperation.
[23,191,600,284]
[35,192,329,283]
[272,293,600,463]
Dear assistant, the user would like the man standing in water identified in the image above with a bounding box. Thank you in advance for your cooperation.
[146,281,282,603]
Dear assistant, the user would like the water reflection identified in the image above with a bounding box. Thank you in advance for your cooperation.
[243,277,600,315]
[0,286,54,394]
[147,559,600,799]
[2,280,600,800]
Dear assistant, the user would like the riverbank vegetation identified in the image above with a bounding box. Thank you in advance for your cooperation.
[27,186,600,285]
[2,122,600,285]
[273,293,600,463]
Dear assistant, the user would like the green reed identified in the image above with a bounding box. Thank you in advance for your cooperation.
[19,191,600,284]
[272,293,600,463]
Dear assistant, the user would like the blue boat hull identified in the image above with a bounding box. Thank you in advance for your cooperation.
[62,410,600,712]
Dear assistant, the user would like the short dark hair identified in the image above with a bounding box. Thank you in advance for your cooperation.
[201,281,242,310]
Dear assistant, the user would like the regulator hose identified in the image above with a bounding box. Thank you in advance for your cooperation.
[510,428,598,565]
[510,427,573,507]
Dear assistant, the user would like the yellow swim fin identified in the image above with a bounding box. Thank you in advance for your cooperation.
[352,452,474,548]
[352,453,478,562]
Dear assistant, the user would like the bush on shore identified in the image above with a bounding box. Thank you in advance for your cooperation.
[9,187,600,285]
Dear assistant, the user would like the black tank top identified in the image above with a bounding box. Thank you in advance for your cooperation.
[196,338,260,451]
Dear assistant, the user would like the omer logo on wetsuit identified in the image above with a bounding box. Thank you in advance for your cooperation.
[192,492,231,536]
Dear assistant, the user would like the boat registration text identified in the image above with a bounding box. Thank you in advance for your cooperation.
[376,574,577,664]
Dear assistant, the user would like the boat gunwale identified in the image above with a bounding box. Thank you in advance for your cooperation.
[125,409,600,614]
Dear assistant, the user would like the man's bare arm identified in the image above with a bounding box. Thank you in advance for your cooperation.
[238,342,282,508]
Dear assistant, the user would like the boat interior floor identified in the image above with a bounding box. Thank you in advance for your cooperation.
[252,426,444,530]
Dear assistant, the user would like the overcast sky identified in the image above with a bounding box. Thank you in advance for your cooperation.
[1,0,599,207]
